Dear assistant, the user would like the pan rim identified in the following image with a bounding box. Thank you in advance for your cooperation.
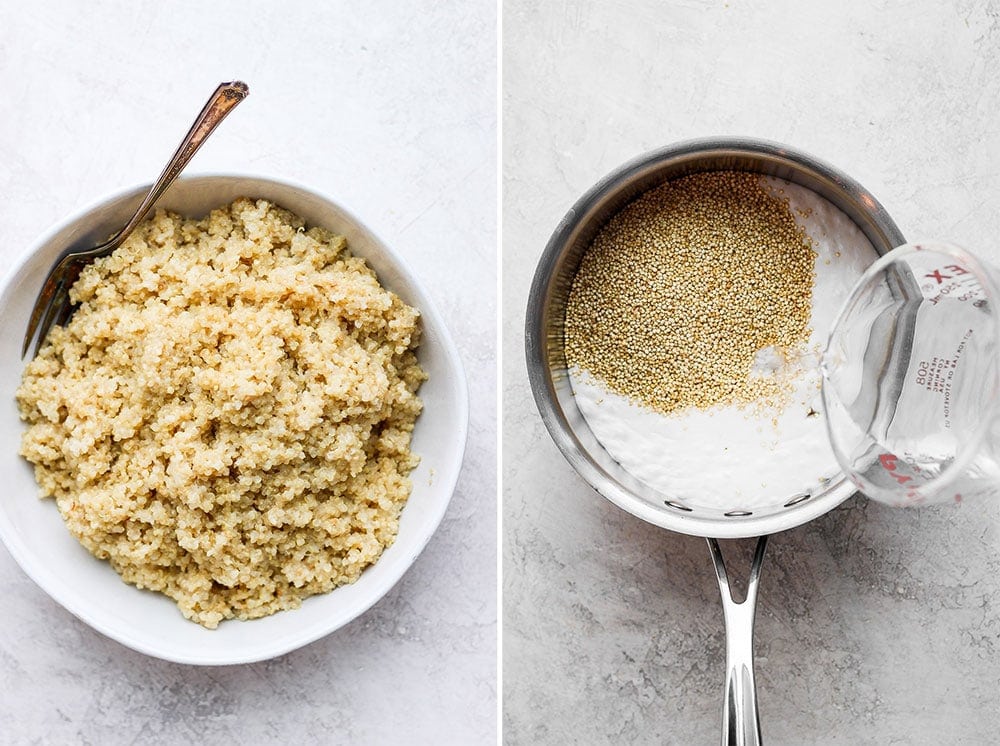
[525,136,906,539]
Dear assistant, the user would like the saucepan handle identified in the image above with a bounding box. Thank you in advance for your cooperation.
[707,535,769,746]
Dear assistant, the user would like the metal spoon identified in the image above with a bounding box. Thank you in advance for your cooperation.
[22,80,249,358]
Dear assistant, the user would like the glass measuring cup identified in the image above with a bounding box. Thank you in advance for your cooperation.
[821,241,1000,506]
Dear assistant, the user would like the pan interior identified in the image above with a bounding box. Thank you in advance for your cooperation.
[528,142,904,538]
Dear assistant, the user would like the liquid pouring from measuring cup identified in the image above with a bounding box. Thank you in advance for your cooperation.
[820,241,1000,507]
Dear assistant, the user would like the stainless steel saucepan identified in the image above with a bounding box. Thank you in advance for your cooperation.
[525,137,904,745]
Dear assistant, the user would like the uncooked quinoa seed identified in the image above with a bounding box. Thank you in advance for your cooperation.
[565,171,815,414]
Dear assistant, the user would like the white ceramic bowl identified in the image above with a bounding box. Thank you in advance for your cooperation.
[0,174,468,665]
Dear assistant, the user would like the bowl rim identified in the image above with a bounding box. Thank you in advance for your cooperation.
[0,172,470,665]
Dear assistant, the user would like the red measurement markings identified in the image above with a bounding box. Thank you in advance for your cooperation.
[878,453,923,503]
[878,452,961,504]
[924,264,970,284]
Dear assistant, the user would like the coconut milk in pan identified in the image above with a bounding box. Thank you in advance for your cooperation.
[569,177,880,511]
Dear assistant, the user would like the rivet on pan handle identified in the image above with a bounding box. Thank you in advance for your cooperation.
[707,536,768,746]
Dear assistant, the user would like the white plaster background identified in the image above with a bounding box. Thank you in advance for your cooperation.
[0,1,496,744]
[503,1,1000,744]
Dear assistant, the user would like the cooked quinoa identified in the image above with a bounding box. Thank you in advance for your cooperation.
[16,198,425,629]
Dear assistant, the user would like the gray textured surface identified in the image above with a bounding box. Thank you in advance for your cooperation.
[0,2,496,744]
[502,1,1000,744]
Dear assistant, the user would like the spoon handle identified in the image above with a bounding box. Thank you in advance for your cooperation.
[95,80,250,254]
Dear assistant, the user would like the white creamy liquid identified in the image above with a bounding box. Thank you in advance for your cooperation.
[569,177,880,510]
